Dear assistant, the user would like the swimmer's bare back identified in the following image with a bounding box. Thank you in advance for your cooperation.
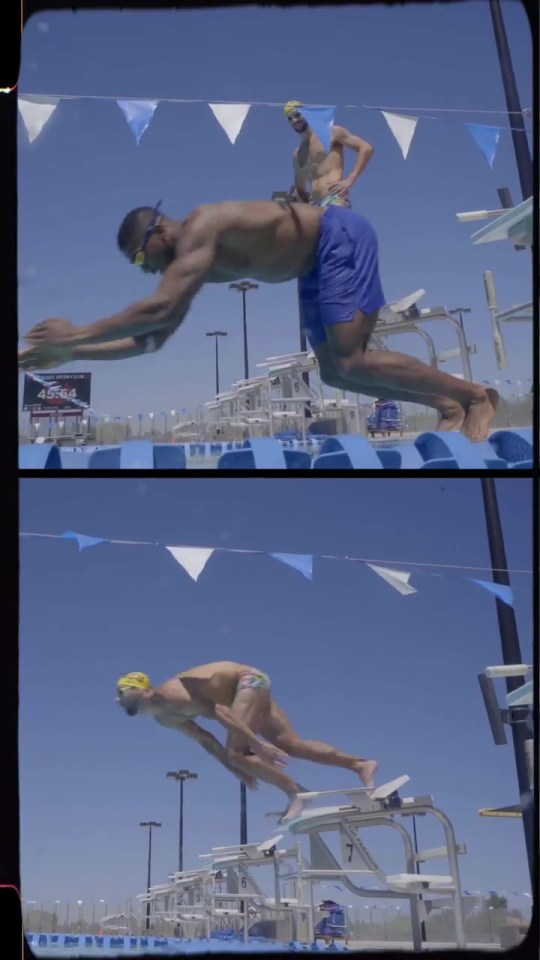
[155,660,264,722]
[187,201,323,284]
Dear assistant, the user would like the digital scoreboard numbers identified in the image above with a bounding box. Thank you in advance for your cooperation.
[22,373,92,417]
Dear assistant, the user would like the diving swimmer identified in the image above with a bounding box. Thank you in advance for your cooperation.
[115,662,379,823]
[284,99,374,208]
[19,198,498,440]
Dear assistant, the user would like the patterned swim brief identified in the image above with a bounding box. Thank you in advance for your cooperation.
[237,670,271,691]
[315,193,352,209]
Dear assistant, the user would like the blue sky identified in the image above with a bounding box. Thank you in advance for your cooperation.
[17,3,532,420]
[19,478,533,914]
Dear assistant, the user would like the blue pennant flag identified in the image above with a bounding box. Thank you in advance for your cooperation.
[468,579,514,607]
[270,552,313,580]
[466,123,501,170]
[116,100,158,145]
[61,531,109,551]
[299,106,335,154]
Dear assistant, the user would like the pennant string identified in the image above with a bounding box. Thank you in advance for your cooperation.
[18,92,531,116]
[17,533,532,574]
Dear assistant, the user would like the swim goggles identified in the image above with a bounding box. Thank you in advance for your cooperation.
[133,200,163,266]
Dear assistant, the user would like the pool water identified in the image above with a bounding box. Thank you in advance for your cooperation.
[28,935,347,956]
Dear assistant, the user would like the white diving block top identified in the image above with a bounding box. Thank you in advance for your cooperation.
[378,291,426,323]
[264,897,299,907]
[274,776,411,831]
[200,835,283,859]
[386,873,455,892]
[179,912,206,921]
[297,775,410,803]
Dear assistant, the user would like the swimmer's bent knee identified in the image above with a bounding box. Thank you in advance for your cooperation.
[332,350,368,378]
[319,367,343,389]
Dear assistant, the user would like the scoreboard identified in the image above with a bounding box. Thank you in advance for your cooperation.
[22,373,92,417]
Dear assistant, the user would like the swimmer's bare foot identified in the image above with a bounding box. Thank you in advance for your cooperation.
[352,759,379,789]
[278,794,305,825]
[462,389,499,442]
[486,387,500,418]
[436,401,466,433]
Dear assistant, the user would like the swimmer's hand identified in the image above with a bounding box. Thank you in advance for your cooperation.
[253,741,289,768]
[328,179,352,199]
[223,760,259,791]
[18,343,73,371]
[25,318,77,347]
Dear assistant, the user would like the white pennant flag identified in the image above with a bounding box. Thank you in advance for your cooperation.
[209,103,251,144]
[381,111,418,160]
[166,546,214,582]
[366,563,417,596]
[18,96,60,143]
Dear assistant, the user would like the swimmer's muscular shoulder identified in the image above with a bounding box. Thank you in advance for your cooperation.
[153,679,203,722]
[156,677,192,703]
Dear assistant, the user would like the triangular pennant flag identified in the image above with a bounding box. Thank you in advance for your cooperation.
[466,123,500,170]
[270,553,313,580]
[116,99,158,145]
[166,546,214,582]
[209,103,251,144]
[18,96,60,143]
[468,578,514,607]
[381,111,418,160]
[366,563,417,595]
[299,106,335,154]
[61,530,109,551]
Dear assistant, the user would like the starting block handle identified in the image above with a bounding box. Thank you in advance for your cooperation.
[485,664,531,678]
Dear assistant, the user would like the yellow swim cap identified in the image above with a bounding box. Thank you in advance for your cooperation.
[284,100,305,117]
[117,672,151,691]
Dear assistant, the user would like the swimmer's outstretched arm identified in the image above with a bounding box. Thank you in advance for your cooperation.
[24,211,220,350]
[159,718,258,789]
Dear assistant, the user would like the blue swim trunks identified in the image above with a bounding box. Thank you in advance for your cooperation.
[298,206,386,350]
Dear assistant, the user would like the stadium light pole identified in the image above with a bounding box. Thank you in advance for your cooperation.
[166,770,198,873]
[240,783,247,846]
[205,331,227,396]
[229,281,258,380]
[489,1,532,201]
[480,478,534,889]
[449,307,471,333]
[140,821,161,931]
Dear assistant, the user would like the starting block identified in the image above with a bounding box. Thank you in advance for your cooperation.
[199,835,285,862]
[296,775,410,805]
[269,776,411,828]
[266,773,467,950]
